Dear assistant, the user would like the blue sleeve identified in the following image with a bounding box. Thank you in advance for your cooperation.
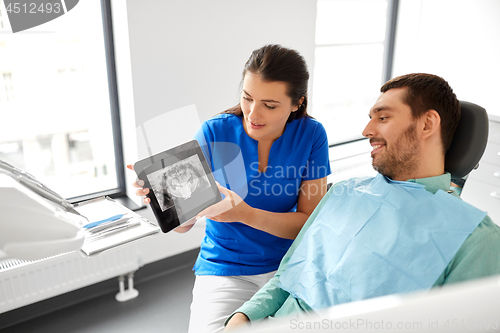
[302,121,331,181]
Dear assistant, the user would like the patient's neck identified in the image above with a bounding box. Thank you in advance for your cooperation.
[392,150,445,181]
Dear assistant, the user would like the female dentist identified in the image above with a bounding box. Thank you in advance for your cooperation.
[130,44,331,333]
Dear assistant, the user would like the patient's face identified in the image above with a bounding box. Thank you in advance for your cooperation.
[362,87,421,180]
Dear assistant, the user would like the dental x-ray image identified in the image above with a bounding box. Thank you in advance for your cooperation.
[147,155,210,212]
[134,140,221,233]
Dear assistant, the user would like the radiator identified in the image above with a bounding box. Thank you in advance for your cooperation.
[0,244,140,313]
[0,213,206,314]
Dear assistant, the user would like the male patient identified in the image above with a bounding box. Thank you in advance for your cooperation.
[225,73,500,329]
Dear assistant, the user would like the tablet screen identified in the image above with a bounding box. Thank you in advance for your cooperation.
[134,140,221,233]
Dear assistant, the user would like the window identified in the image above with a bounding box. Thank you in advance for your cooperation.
[312,0,397,145]
[0,0,124,201]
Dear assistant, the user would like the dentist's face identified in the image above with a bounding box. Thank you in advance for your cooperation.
[362,87,421,180]
[240,73,299,142]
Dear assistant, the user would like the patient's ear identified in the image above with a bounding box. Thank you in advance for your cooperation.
[422,110,441,139]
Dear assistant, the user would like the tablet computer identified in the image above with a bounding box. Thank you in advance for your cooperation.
[134,140,221,233]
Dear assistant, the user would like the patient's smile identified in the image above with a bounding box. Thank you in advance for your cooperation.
[370,142,386,156]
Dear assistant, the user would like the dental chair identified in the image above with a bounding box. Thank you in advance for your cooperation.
[445,101,489,190]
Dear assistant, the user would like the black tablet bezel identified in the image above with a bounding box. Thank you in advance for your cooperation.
[134,140,221,233]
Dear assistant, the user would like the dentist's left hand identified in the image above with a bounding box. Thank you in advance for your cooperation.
[196,182,252,223]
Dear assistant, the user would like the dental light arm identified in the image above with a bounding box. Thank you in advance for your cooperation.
[0,160,85,261]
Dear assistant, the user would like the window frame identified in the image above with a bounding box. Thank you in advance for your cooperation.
[0,3,4,30]
[0,72,13,102]
[66,0,131,207]
[382,0,399,84]
[312,0,399,149]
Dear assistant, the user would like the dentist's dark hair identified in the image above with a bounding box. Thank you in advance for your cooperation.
[223,44,311,123]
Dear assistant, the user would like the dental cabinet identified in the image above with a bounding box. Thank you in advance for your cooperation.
[462,115,500,225]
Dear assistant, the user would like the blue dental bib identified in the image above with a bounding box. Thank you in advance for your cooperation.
[279,174,486,311]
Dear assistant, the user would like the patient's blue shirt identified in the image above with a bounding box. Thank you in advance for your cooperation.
[193,113,331,275]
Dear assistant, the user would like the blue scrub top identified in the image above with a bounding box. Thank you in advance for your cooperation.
[193,113,331,276]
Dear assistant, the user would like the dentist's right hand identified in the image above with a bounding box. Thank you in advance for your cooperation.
[126,164,196,233]
[126,164,151,204]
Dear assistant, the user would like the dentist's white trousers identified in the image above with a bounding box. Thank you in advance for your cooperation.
[188,271,276,333]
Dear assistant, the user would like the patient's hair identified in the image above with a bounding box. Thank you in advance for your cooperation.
[381,73,460,153]
[223,44,311,123]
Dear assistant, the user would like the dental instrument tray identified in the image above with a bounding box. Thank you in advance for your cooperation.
[74,196,160,256]
[133,140,221,233]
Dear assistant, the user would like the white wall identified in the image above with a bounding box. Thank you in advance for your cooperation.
[393,0,500,117]
[111,0,317,259]
[120,0,317,125]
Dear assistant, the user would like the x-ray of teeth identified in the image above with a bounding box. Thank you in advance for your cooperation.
[147,155,210,212]
[165,165,199,199]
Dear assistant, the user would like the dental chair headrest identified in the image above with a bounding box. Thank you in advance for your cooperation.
[445,101,489,180]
